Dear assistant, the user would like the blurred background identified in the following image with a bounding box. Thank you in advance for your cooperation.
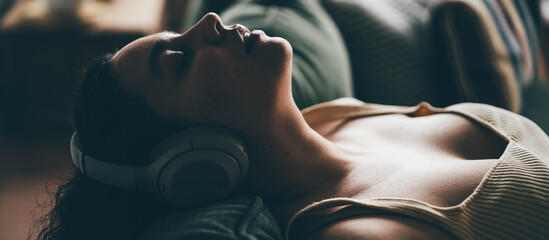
[0,0,186,239]
[0,0,548,239]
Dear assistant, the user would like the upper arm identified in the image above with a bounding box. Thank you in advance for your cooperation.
[304,215,454,240]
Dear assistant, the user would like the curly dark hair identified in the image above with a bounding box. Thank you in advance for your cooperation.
[30,54,183,240]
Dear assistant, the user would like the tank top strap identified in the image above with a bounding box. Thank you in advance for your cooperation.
[301,98,446,127]
[286,198,375,239]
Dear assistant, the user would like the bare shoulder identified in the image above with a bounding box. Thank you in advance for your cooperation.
[304,215,455,240]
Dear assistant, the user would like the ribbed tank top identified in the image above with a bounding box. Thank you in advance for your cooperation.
[287,98,549,240]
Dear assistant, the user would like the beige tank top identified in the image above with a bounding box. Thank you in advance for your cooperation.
[287,98,549,240]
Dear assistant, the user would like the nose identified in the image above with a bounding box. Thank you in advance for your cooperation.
[175,12,224,45]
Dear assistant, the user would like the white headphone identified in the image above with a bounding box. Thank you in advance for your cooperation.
[70,126,248,207]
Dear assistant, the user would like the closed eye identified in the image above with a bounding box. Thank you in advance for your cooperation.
[176,49,194,79]
[160,50,186,80]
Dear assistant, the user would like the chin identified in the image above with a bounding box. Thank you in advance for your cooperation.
[271,37,293,59]
[254,36,292,74]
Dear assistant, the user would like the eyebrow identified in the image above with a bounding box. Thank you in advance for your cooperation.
[148,40,168,76]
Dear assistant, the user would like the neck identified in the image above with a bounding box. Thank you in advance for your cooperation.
[239,102,350,204]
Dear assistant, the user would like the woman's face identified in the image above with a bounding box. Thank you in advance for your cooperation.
[112,13,293,129]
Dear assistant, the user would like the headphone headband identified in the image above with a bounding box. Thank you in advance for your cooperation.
[70,132,138,189]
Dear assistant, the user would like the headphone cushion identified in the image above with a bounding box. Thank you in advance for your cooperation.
[157,150,241,207]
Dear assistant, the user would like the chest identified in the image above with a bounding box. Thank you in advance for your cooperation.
[314,113,509,206]
[320,112,508,160]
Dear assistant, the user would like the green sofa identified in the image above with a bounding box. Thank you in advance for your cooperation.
[143,0,549,239]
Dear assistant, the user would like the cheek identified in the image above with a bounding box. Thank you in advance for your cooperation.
[176,57,249,121]
[188,51,267,98]
[172,48,287,126]
[190,55,248,97]
[193,51,247,82]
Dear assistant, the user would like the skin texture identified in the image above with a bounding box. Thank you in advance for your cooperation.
[111,13,509,239]
[112,13,293,128]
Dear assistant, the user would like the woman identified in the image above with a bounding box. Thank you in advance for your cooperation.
[34,3,549,240]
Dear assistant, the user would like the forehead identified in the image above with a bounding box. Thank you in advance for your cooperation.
[111,32,176,92]
[112,32,176,66]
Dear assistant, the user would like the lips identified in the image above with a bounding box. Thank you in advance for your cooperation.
[234,25,260,54]
[244,30,261,55]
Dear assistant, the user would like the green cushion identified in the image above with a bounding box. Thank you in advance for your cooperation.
[142,196,283,240]
[322,0,443,106]
[220,0,353,109]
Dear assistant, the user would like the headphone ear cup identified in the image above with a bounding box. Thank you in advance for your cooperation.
[157,149,242,207]
[144,126,248,207]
